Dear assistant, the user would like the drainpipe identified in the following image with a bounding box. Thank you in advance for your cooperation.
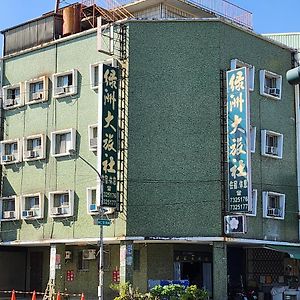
[0,57,4,241]
[295,83,300,240]
[287,52,300,240]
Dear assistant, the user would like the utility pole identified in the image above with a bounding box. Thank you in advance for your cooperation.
[69,150,104,300]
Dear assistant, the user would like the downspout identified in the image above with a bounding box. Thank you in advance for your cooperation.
[294,54,300,241]
[295,82,300,240]
[0,56,4,241]
[288,52,300,240]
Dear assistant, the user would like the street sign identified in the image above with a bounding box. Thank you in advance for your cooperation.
[97,219,111,226]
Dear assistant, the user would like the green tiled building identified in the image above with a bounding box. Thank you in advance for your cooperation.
[0,1,299,299]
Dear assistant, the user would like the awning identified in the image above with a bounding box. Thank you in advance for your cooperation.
[266,245,300,260]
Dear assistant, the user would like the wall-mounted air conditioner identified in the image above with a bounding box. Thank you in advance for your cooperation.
[82,249,96,260]
[31,92,44,101]
[3,211,15,219]
[2,155,14,162]
[89,204,98,212]
[51,207,63,215]
[22,210,35,218]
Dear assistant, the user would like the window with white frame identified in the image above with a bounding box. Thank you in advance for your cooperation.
[87,187,98,215]
[250,126,256,153]
[86,187,115,215]
[51,128,76,157]
[49,190,74,218]
[263,191,285,219]
[88,124,98,151]
[259,70,282,99]
[90,64,99,90]
[231,59,255,91]
[21,193,44,219]
[25,76,48,104]
[0,196,18,221]
[246,189,257,216]
[53,69,78,98]
[2,83,24,109]
[261,130,283,159]
[90,59,117,90]
[23,134,46,161]
[0,139,21,164]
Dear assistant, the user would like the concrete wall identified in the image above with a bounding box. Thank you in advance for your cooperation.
[126,20,298,241]
[1,32,126,242]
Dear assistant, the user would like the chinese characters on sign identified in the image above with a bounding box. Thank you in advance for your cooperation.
[100,64,119,207]
[226,67,251,213]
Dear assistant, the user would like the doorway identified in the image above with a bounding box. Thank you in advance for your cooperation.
[30,252,43,292]
[181,262,202,286]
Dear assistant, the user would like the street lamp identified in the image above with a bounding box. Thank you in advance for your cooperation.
[69,149,104,300]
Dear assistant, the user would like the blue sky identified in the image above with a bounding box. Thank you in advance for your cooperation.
[0,0,299,55]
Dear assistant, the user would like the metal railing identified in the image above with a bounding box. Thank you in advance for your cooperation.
[102,0,253,29]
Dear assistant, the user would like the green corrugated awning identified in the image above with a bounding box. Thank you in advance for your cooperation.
[266,245,300,260]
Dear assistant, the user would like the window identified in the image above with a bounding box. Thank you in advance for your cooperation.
[51,128,76,157]
[0,196,18,221]
[246,189,257,216]
[88,124,98,151]
[25,76,48,104]
[250,126,256,153]
[259,70,282,100]
[53,69,78,98]
[263,191,285,219]
[23,134,46,161]
[231,59,255,91]
[78,250,90,271]
[261,130,283,159]
[0,139,21,164]
[90,59,117,90]
[86,187,115,215]
[90,64,99,90]
[21,193,44,219]
[49,190,74,218]
[87,187,98,215]
[2,83,24,109]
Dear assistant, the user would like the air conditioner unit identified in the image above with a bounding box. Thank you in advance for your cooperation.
[65,250,72,260]
[22,210,35,218]
[56,86,71,95]
[103,207,115,215]
[268,208,281,217]
[5,98,16,107]
[31,92,44,101]
[268,87,280,97]
[2,155,14,162]
[51,207,63,215]
[90,138,97,148]
[63,86,71,93]
[266,146,278,155]
[26,150,39,158]
[82,249,96,260]
[89,204,98,212]
[3,211,15,219]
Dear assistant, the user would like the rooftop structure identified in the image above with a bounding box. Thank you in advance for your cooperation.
[1,0,252,57]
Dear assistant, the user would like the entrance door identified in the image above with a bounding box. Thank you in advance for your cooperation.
[181,262,202,286]
[30,252,43,292]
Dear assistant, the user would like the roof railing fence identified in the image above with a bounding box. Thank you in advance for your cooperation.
[98,0,252,29]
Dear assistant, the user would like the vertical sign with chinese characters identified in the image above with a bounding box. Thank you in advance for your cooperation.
[98,64,119,208]
[226,67,251,213]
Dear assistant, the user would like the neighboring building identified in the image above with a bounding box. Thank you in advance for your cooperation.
[0,1,299,299]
